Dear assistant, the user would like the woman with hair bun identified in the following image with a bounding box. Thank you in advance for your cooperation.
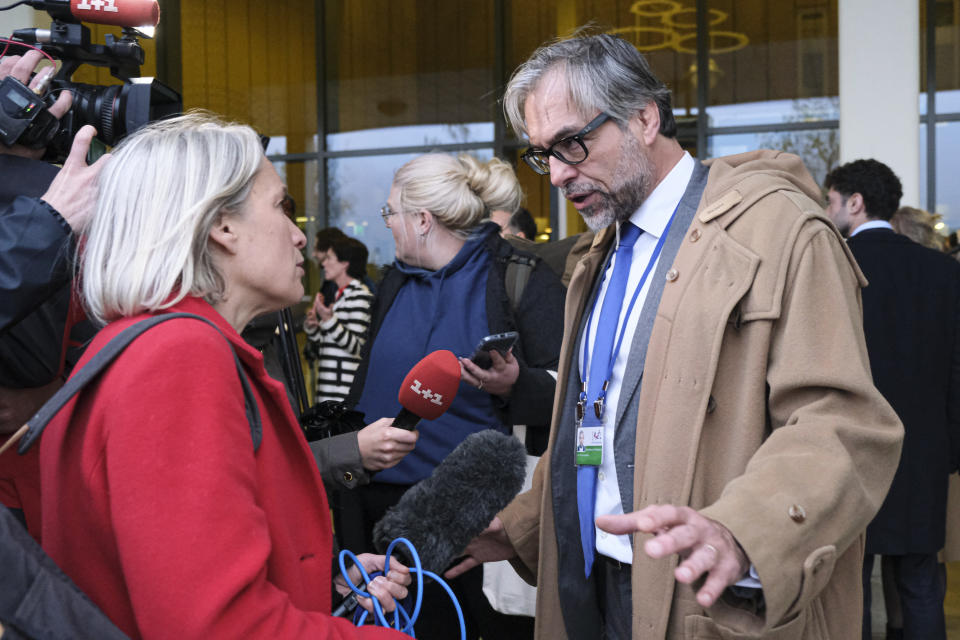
[341,153,566,639]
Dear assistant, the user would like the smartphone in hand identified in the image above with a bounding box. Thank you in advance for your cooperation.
[469,331,519,369]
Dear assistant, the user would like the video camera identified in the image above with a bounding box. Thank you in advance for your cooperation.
[0,0,181,163]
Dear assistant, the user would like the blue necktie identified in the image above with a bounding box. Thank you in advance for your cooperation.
[577,221,642,577]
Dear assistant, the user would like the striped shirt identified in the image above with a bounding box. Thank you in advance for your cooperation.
[305,279,373,403]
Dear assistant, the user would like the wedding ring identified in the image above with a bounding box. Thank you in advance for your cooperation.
[477,379,484,391]
[702,543,718,556]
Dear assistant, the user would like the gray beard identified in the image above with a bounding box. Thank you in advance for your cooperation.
[568,136,654,232]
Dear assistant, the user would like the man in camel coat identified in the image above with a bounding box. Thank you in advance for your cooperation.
[448,33,903,639]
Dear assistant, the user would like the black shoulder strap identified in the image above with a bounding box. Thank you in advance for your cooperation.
[18,312,262,454]
[504,253,536,313]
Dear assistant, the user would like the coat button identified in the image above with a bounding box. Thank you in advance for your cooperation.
[689,228,701,242]
[788,504,806,523]
[343,471,354,482]
[666,268,679,282]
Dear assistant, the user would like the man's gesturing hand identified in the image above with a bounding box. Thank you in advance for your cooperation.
[444,516,516,580]
[596,505,749,608]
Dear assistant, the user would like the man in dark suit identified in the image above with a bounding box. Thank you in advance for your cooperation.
[825,159,960,640]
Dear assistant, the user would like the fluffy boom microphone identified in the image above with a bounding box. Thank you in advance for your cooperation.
[393,350,461,430]
[372,429,527,573]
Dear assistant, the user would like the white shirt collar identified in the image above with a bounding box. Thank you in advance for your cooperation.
[849,219,894,237]
[627,151,695,240]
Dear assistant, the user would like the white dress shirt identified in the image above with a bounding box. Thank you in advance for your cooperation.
[581,151,695,563]
[849,219,893,237]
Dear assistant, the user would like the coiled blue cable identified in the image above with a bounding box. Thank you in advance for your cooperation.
[337,537,466,640]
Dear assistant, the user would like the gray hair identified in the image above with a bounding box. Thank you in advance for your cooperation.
[394,153,521,238]
[80,111,265,325]
[503,32,676,140]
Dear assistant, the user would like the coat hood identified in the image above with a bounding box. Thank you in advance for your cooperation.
[700,150,824,219]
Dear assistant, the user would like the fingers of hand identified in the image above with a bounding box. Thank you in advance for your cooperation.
[595,512,646,535]
[27,65,52,91]
[444,556,479,580]
[10,50,43,83]
[457,359,481,386]
[458,356,482,377]
[645,519,703,558]
[385,426,418,446]
[47,89,73,120]
[385,564,411,587]
[674,542,719,584]
[366,576,405,612]
[633,504,689,535]
[65,125,96,167]
[695,561,741,608]
[0,56,14,79]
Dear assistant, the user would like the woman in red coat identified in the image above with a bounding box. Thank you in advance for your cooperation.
[39,113,410,639]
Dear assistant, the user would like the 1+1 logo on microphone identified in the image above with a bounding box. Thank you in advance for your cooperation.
[76,0,119,13]
[409,379,444,406]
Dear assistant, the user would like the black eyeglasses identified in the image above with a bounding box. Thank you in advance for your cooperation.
[520,112,612,175]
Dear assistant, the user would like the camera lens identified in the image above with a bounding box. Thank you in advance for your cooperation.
[67,80,181,146]
[69,83,123,144]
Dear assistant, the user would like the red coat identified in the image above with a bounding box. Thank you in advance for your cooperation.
[40,297,405,639]
[0,445,40,540]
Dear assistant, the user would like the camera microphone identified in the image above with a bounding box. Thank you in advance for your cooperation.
[393,350,461,430]
[26,0,160,29]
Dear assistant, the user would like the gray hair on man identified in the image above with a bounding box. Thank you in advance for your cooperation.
[80,111,265,326]
[503,32,677,140]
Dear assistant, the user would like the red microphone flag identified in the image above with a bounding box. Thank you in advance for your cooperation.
[397,350,460,421]
[70,0,160,28]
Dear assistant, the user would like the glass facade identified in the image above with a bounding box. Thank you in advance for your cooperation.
[160,0,957,292]
[921,0,960,233]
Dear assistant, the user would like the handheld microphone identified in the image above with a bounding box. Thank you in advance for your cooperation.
[393,350,461,430]
[373,429,527,573]
[26,0,160,28]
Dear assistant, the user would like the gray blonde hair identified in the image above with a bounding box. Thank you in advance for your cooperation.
[80,111,265,325]
[891,206,945,251]
[394,153,521,238]
[503,32,676,140]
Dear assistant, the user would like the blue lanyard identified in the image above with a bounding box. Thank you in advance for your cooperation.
[579,207,680,420]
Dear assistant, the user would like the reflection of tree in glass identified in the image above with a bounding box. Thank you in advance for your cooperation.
[759,97,838,190]
[326,160,353,234]
[423,123,473,147]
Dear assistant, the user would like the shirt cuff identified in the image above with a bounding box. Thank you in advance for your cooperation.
[730,564,762,593]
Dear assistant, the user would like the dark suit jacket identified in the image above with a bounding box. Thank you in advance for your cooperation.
[849,227,960,554]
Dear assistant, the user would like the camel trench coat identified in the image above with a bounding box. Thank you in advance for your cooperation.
[499,151,903,639]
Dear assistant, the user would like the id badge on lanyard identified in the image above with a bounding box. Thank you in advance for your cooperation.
[575,388,605,466]
[574,207,680,468]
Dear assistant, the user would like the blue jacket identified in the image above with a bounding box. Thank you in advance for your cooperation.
[348,223,566,482]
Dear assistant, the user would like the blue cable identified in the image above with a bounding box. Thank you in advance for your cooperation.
[337,537,466,640]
